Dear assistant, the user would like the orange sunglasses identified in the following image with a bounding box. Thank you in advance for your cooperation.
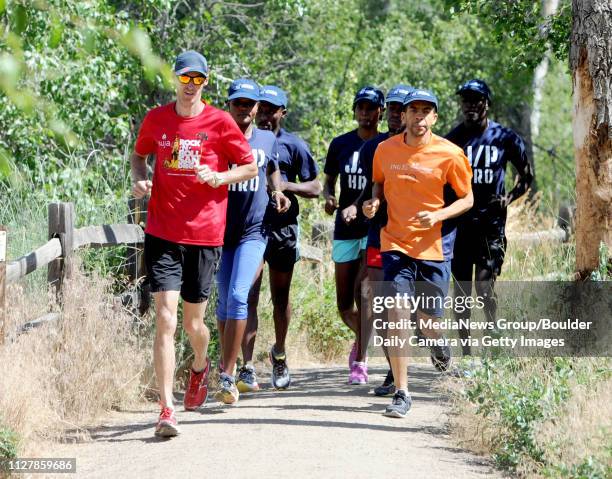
[177,75,206,85]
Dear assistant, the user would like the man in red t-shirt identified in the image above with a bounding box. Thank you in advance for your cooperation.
[131,50,257,437]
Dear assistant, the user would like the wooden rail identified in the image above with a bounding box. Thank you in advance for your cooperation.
[7,238,62,284]
[0,201,323,343]
[506,228,568,245]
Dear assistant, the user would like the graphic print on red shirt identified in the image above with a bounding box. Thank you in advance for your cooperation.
[135,102,253,246]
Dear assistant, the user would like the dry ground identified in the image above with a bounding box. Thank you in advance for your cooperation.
[50,364,503,479]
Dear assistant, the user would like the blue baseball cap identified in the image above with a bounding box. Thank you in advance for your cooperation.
[403,88,439,111]
[174,50,208,77]
[457,79,491,102]
[353,86,385,108]
[259,85,288,108]
[227,78,260,102]
[386,84,414,104]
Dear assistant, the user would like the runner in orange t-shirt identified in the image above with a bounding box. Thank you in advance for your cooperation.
[363,88,473,418]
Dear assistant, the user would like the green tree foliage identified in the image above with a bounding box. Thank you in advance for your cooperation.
[0,0,574,215]
[448,0,572,68]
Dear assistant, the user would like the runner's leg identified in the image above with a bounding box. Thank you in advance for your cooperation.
[221,240,266,375]
[451,230,475,356]
[183,300,210,372]
[242,262,264,363]
[354,253,369,362]
[153,291,180,409]
[269,265,294,353]
[334,259,361,333]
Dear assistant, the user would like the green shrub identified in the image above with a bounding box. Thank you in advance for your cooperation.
[463,357,573,468]
[0,425,19,459]
[292,271,353,360]
[549,456,612,479]
[461,357,611,474]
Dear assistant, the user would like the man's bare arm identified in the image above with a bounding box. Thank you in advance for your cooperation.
[130,152,152,198]
[283,178,322,198]
[196,161,258,188]
[415,190,474,228]
[362,182,385,218]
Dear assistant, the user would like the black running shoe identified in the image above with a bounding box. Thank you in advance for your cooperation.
[374,369,395,396]
[430,342,452,372]
[383,390,412,418]
[269,347,291,389]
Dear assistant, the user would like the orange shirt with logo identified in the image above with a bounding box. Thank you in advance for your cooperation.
[372,133,472,261]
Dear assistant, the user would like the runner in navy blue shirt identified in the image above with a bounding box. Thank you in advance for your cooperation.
[240,85,321,391]
[356,84,412,395]
[223,127,281,247]
[323,86,384,385]
[215,79,290,404]
[446,79,532,355]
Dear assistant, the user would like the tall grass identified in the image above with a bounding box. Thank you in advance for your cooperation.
[1,146,134,298]
[0,265,148,455]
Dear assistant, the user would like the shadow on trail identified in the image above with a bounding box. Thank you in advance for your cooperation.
[246,366,446,401]
[63,365,448,445]
[81,416,448,445]
[182,417,447,435]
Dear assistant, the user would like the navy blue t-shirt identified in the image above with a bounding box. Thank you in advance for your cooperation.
[265,128,318,228]
[446,120,528,231]
[324,129,369,240]
[224,128,278,246]
[359,132,390,249]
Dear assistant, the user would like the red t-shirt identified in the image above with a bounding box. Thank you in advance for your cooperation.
[135,102,253,246]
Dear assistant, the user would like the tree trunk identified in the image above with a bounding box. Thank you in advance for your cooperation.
[518,97,536,194]
[522,0,561,196]
[531,0,560,140]
[571,0,612,276]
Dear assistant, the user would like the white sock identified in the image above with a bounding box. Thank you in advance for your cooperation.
[398,388,408,396]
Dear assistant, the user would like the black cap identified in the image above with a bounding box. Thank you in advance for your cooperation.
[353,86,385,108]
[457,79,491,102]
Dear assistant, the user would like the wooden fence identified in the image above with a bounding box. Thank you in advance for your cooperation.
[0,201,323,345]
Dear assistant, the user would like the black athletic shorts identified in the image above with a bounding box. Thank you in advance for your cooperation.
[263,223,300,272]
[451,227,507,280]
[144,234,221,303]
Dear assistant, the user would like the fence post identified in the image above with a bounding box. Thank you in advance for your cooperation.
[47,202,75,299]
[311,221,333,248]
[311,221,332,287]
[0,225,6,345]
[127,198,150,315]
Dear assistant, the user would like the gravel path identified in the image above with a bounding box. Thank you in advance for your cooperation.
[52,364,502,478]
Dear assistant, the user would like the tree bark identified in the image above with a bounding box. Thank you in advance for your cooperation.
[571,0,612,276]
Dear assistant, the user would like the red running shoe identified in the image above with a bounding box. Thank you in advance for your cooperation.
[155,406,179,437]
[184,358,211,411]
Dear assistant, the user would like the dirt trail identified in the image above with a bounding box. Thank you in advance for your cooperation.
[52,364,501,478]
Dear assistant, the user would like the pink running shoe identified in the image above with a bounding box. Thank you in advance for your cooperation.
[348,341,357,367]
[349,341,368,367]
[155,406,180,437]
[349,361,368,385]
